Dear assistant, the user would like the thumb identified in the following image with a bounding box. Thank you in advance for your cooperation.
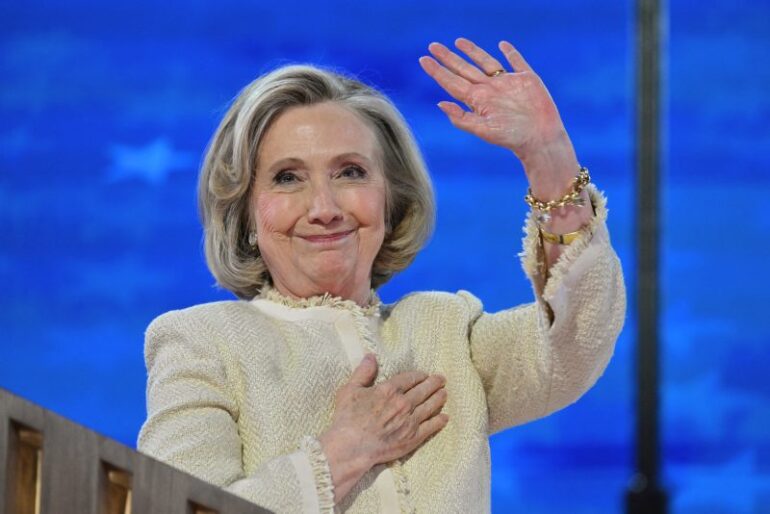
[437,101,481,133]
[349,353,378,387]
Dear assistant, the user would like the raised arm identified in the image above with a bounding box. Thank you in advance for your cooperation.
[420,39,625,433]
[464,184,626,434]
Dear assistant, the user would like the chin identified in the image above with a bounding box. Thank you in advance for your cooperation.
[307,261,363,293]
[311,254,353,274]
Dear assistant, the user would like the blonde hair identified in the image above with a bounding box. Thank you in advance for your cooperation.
[198,64,435,299]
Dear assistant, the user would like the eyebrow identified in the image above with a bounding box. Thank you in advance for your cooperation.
[333,152,375,167]
[263,152,375,175]
[263,157,303,175]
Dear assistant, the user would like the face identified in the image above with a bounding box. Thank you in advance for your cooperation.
[251,102,387,305]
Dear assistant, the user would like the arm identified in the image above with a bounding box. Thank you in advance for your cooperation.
[137,310,335,514]
[419,39,625,433]
[466,184,626,435]
[518,131,594,272]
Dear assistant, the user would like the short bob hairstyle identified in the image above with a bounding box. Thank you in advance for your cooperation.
[198,64,435,300]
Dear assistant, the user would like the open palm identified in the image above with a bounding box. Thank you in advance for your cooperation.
[419,38,566,160]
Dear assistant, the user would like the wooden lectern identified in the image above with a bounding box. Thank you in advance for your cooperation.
[0,388,273,514]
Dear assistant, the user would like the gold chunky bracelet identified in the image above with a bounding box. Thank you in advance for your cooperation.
[525,166,591,224]
[528,166,592,245]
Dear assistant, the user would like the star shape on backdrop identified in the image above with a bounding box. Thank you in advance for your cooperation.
[106,137,196,185]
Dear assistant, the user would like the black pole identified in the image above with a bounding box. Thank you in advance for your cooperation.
[626,0,668,512]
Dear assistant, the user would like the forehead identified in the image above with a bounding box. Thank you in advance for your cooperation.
[258,102,380,164]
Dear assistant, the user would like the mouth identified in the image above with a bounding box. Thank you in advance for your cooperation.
[299,229,355,244]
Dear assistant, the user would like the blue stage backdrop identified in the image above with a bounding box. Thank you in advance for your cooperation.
[1,1,768,512]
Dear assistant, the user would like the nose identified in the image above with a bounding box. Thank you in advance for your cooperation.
[307,183,343,226]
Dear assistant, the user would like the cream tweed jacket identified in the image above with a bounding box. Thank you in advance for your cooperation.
[138,184,626,513]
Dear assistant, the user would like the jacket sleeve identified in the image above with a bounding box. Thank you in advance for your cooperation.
[137,309,335,514]
[464,184,626,435]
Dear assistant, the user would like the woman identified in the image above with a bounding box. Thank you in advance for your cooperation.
[138,38,625,513]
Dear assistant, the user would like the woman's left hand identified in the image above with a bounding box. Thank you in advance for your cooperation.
[420,37,595,269]
[419,38,566,162]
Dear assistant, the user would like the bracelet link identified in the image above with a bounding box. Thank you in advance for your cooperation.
[525,166,591,224]
[528,166,592,245]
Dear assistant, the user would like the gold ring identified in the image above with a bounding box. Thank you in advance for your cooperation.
[489,69,506,77]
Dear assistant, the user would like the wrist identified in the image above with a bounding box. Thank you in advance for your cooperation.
[318,429,372,495]
[518,130,580,201]
[538,189,593,235]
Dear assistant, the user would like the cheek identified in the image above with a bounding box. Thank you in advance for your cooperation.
[254,193,299,234]
[351,188,387,241]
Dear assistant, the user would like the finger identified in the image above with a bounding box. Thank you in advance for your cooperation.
[455,38,506,76]
[419,56,473,103]
[414,412,449,443]
[349,353,378,387]
[428,42,488,83]
[498,40,533,73]
[404,374,445,407]
[386,370,429,394]
[412,387,448,423]
[437,101,486,133]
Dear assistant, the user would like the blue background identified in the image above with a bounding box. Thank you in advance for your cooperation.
[2,1,769,512]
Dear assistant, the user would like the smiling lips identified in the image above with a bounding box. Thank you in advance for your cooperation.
[299,229,355,244]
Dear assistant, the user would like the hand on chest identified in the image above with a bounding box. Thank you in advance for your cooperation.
[239,303,417,428]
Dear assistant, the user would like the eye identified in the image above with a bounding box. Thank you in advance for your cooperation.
[273,170,299,185]
[339,165,367,179]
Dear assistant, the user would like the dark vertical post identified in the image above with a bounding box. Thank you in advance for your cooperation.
[626,0,668,512]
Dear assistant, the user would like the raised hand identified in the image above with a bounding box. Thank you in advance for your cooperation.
[420,37,594,268]
[419,38,567,163]
[319,354,448,504]
[420,37,588,207]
